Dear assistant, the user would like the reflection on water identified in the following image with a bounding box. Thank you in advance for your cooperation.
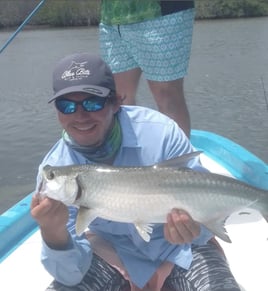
[0,18,268,212]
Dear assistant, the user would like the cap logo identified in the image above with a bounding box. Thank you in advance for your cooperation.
[61,61,90,81]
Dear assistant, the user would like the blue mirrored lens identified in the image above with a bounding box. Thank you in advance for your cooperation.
[55,97,107,114]
[56,99,76,114]
[83,98,106,112]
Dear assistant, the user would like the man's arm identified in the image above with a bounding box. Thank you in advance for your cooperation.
[31,194,92,286]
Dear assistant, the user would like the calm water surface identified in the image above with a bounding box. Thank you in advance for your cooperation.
[0,17,267,213]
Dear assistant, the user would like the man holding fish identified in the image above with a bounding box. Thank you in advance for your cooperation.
[31,53,240,290]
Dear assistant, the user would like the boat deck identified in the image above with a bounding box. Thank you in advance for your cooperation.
[0,211,267,290]
[220,210,268,291]
[0,230,53,290]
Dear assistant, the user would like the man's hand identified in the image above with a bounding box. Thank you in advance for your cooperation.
[31,194,70,249]
[164,208,200,244]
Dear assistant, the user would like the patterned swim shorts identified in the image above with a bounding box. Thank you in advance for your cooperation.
[99,9,195,81]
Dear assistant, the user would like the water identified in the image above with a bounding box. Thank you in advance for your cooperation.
[0,17,267,213]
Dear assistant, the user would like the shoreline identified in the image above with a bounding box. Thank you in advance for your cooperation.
[1,15,268,32]
[1,0,268,30]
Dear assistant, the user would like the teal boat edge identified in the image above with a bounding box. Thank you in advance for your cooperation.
[0,192,38,263]
[0,130,267,263]
[191,130,268,190]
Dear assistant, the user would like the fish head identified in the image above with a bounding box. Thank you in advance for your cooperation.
[38,165,79,206]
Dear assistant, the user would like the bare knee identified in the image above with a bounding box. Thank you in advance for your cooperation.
[148,78,190,137]
[113,69,142,105]
[148,79,186,110]
[148,79,185,102]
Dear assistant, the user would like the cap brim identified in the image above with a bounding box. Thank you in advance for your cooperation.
[48,85,111,103]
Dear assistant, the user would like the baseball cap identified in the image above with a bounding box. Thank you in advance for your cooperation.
[49,53,115,103]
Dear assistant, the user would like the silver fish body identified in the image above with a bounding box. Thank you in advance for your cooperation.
[39,155,268,242]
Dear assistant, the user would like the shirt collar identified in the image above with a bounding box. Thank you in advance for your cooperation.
[118,107,140,149]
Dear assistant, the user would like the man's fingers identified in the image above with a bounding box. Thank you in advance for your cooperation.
[164,209,200,244]
[171,209,200,237]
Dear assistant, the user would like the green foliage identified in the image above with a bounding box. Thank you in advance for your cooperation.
[196,0,268,19]
[0,0,100,28]
[0,0,267,28]
[37,0,100,27]
[0,0,38,28]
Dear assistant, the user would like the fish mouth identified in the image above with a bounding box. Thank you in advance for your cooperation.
[38,180,43,193]
[75,177,82,201]
[37,180,47,198]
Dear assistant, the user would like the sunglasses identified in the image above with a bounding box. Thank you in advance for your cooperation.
[55,96,108,114]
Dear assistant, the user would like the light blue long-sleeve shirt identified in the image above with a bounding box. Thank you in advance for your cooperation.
[38,105,212,288]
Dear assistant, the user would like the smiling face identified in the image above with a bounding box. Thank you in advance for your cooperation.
[56,92,120,147]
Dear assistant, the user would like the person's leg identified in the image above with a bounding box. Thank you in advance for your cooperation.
[164,243,241,291]
[45,254,130,291]
[128,9,194,137]
[100,10,193,136]
[113,67,142,105]
[148,78,190,137]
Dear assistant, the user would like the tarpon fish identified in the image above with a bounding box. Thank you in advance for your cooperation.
[38,152,268,243]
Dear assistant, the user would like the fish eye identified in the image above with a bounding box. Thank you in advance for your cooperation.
[47,170,55,180]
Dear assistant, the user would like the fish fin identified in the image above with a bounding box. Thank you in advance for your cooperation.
[205,221,232,243]
[153,151,202,169]
[134,223,154,242]
[76,206,96,236]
